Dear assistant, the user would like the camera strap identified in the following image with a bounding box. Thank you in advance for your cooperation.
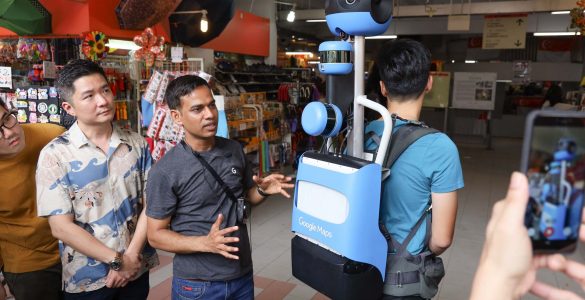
[182,141,239,204]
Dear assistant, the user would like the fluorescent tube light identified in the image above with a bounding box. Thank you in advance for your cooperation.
[551,11,570,14]
[465,60,477,63]
[306,19,326,22]
[364,35,398,40]
[285,51,313,57]
[107,39,140,51]
[533,32,581,36]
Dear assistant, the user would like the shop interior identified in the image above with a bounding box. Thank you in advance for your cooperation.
[1,0,584,299]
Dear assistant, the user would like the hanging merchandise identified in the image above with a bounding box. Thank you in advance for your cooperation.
[143,69,211,160]
[16,38,50,62]
[27,64,44,82]
[82,31,110,61]
[0,40,17,64]
[133,27,165,68]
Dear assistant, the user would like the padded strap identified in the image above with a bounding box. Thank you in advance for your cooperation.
[395,206,431,257]
[384,125,439,169]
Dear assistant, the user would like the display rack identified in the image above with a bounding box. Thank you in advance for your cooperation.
[133,58,204,135]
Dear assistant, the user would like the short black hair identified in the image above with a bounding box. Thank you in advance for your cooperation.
[377,39,431,101]
[56,59,107,102]
[165,75,211,110]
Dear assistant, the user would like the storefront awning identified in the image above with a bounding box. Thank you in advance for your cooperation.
[0,0,51,35]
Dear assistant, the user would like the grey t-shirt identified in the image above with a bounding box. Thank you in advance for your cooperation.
[146,137,254,281]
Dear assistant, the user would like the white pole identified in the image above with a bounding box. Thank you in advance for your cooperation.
[351,35,365,158]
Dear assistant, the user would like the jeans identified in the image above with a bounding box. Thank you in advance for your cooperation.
[64,272,149,300]
[4,262,62,300]
[172,272,254,300]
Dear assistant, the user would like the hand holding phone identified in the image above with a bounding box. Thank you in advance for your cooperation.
[521,110,585,253]
[471,172,585,300]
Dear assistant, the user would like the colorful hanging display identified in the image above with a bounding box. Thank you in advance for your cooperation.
[16,38,50,62]
[133,27,165,68]
[82,31,110,61]
[0,41,17,64]
[570,0,585,34]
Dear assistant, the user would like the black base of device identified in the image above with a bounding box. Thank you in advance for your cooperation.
[291,236,383,300]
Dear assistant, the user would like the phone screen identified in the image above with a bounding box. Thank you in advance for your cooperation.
[523,113,585,252]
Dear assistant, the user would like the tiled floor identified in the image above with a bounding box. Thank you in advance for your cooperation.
[147,136,585,299]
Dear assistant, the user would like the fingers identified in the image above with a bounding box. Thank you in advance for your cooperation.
[105,271,129,288]
[216,226,239,239]
[536,254,585,288]
[211,214,224,231]
[280,189,291,198]
[499,172,530,227]
[531,281,584,300]
[580,224,585,242]
[221,250,240,260]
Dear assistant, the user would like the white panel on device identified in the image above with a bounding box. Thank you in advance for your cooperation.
[297,156,357,224]
[302,157,359,174]
[297,181,349,224]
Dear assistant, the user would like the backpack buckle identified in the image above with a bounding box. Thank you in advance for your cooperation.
[397,271,402,288]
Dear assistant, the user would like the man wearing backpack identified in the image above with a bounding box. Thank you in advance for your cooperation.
[365,39,464,299]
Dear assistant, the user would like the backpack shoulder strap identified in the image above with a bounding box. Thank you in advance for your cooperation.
[384,124,439,169]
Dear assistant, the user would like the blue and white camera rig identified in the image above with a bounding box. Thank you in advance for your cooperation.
[290,1,394,299]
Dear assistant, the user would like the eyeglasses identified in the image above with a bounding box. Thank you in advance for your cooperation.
[0,112,18,139]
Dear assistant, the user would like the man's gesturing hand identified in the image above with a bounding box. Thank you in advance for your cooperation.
[204,214,240,259]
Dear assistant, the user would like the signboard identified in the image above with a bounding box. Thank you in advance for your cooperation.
[482,14,527,49]
[448,15,471,31]
[0,67,12,89]
[452,72,497,110]
[423,72,451,108]
[512,60,531,84]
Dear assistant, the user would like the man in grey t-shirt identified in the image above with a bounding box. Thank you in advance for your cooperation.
[146,75,294,300]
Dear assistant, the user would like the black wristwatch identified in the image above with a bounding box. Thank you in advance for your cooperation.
[109,252,123,271]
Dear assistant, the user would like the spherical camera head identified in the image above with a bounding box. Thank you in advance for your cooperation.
[318,41,353,75]
[301,101,343,137]
[325,0,393,36]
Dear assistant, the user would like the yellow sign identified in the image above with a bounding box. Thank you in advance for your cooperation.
[423,72,451,108]
[482,14,527,49]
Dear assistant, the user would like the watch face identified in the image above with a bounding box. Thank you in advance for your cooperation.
[110,260,122,271]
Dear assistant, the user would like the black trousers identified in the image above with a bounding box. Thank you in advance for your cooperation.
[4,262,63,300]
[64,272,149,300]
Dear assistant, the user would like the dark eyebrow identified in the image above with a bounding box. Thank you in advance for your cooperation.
[79,83,110,97]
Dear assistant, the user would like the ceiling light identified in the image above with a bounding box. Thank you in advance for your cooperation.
[465,60,477,63]
[285,51,313,57]
[171,9,209,33]
[200,11,208,33]
[287,10,296,22]
[533,31,581,36]
[365,35,398,40]
[107,39,140,51]
[306,19,326,22]
[307,61,319,64]
[551,10,570,14]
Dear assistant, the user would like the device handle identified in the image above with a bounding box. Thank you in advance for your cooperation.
[356,95,393,165]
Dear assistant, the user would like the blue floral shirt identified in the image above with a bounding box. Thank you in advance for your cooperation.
[36,123,158,293]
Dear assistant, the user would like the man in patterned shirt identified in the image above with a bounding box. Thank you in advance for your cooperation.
[36,59,158,300]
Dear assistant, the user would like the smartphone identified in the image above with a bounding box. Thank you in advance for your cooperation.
[521,110,585,253]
